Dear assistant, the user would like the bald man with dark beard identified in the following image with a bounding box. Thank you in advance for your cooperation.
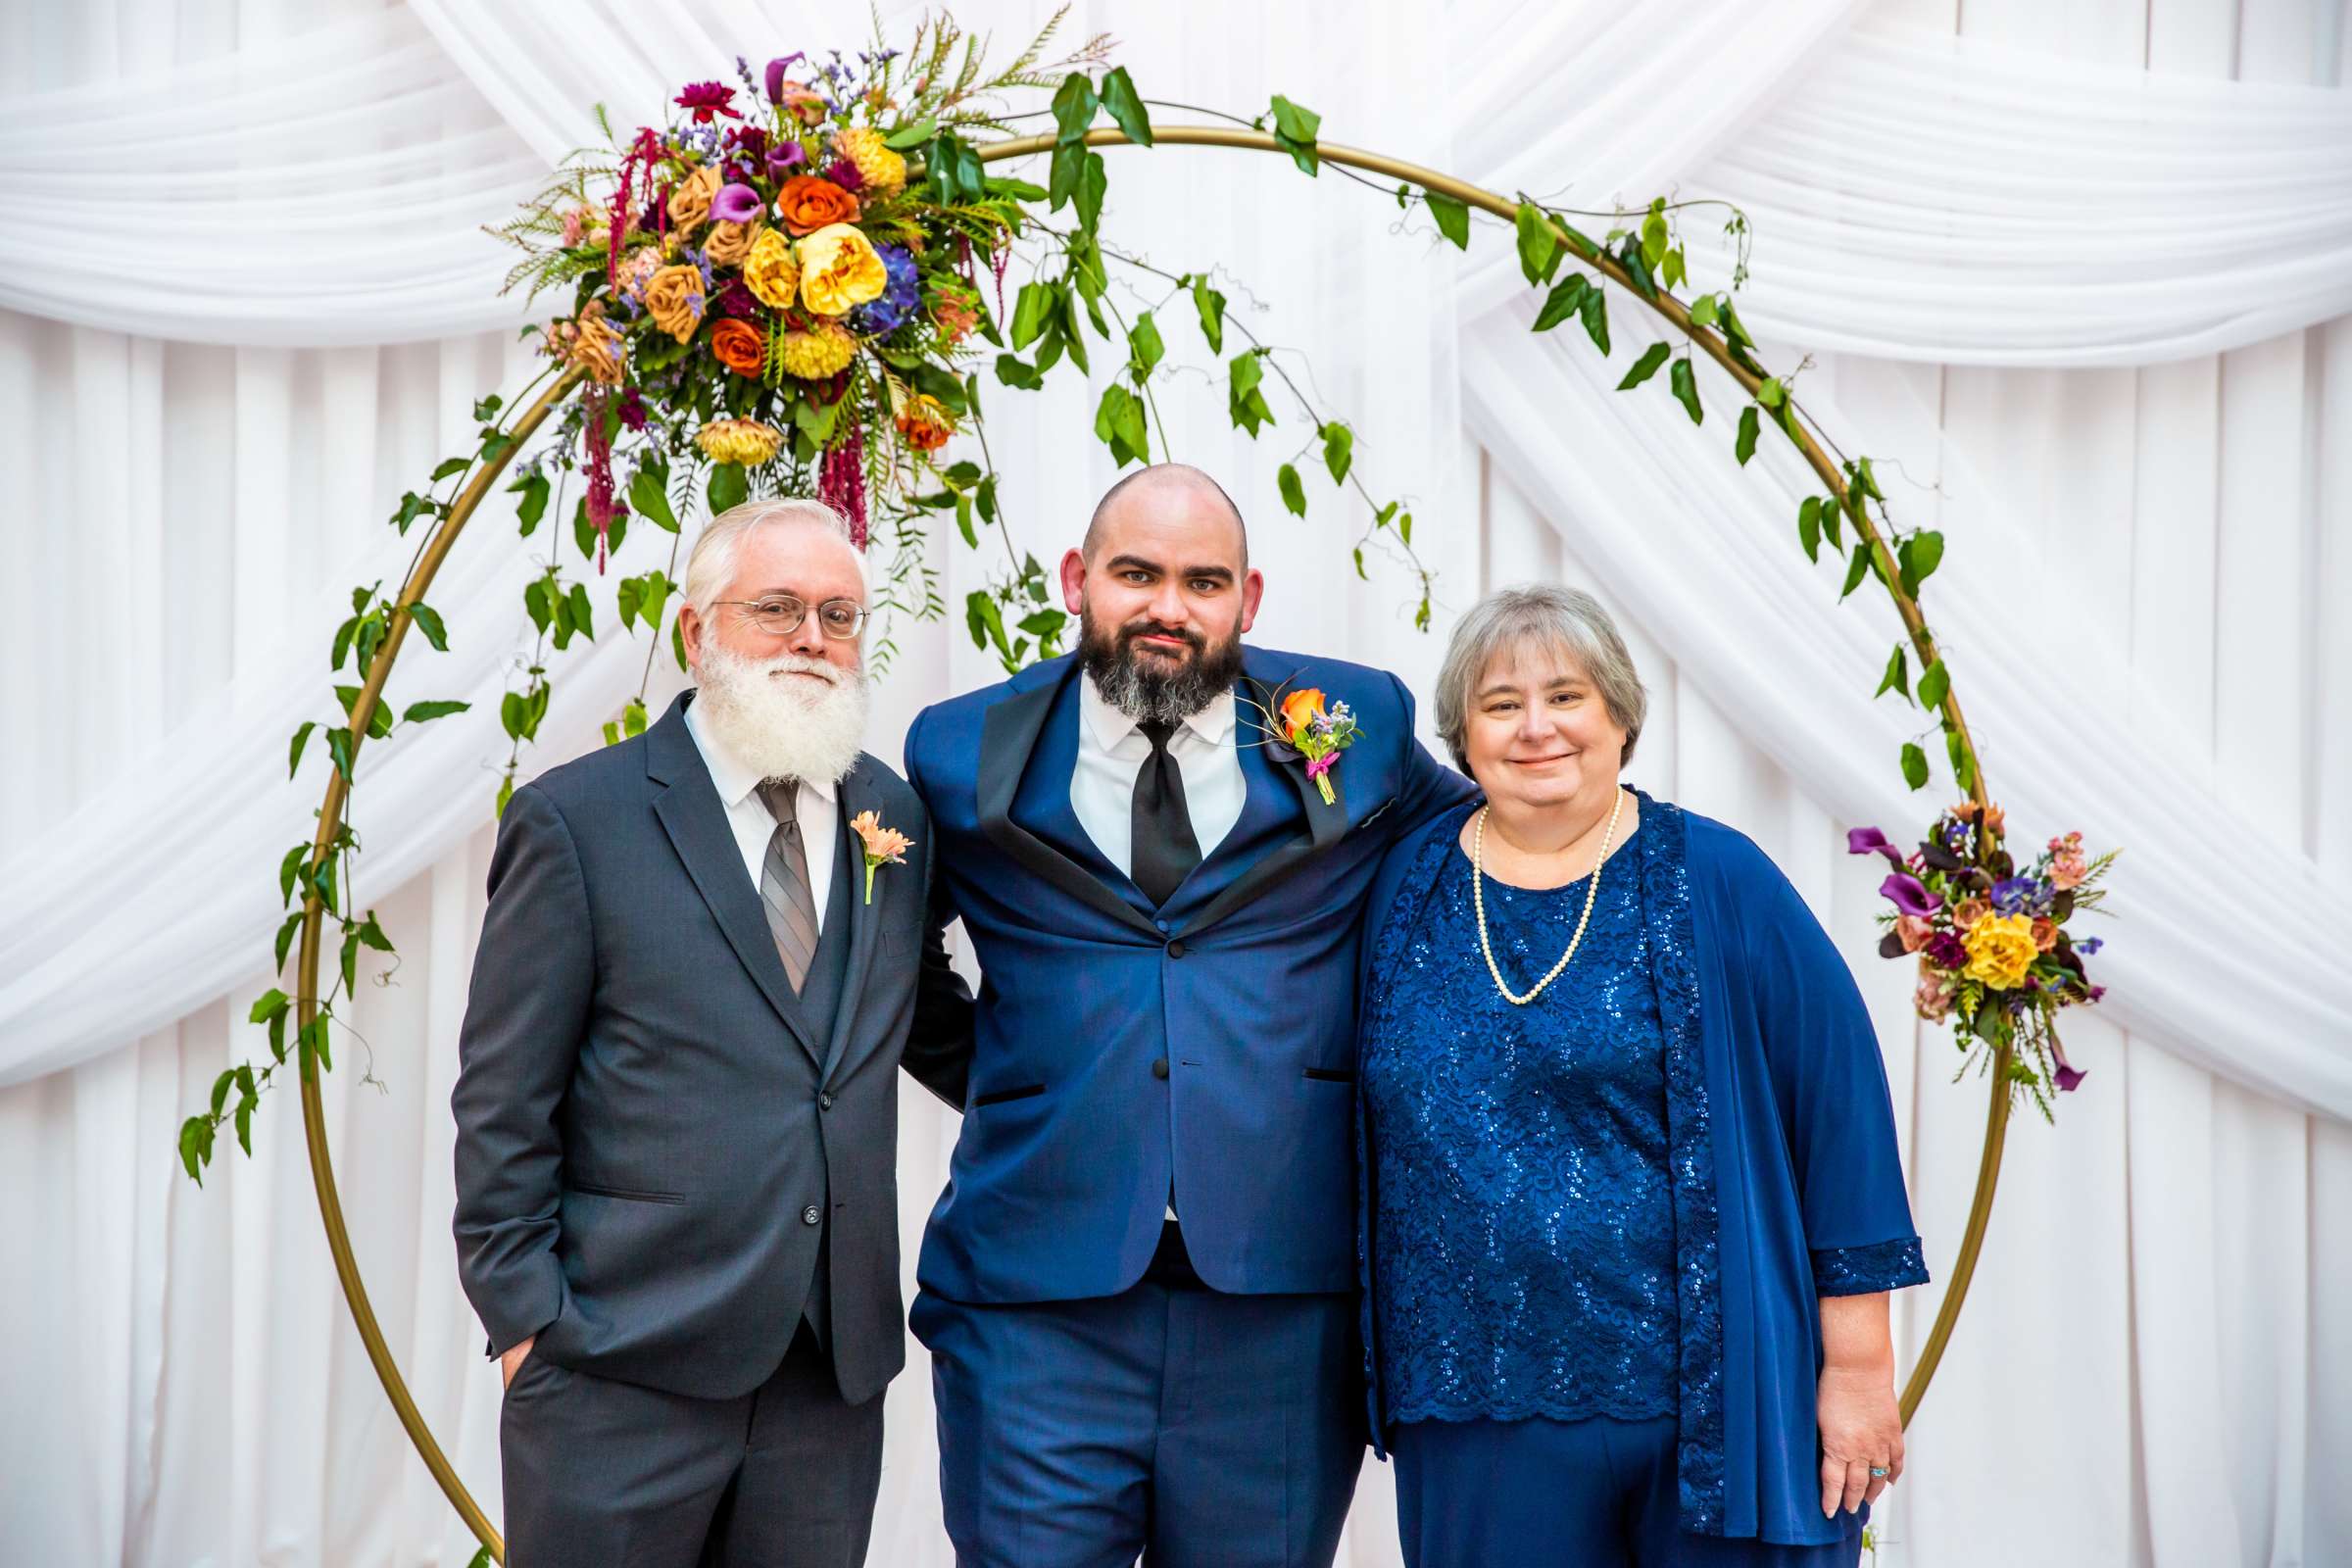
[902,464,1476,1567]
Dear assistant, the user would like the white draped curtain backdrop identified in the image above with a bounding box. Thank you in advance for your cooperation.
[1,0,2345,1562]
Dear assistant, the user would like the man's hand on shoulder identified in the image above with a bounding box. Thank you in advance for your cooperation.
[501,1334,536,1388]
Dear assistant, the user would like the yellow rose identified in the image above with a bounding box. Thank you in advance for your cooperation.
[667,164,721,233]
[796,222,888,317]
[643,264,706,343]
[1962,912,2038,991]
[777,320,857,379]
[703,220,759,269]
[695,418,783,466]
[742,227,801,311]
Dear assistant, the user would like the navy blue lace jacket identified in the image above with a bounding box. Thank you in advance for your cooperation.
[1355,793,1929,1546]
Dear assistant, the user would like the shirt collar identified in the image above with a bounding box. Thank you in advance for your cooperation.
[1079,671,1235,753]
[684,691,840,810]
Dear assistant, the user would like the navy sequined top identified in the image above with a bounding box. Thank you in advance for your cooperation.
[1360,818,1680,1426]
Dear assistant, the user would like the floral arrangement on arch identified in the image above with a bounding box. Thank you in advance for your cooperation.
[1848,804,2116,1115]
[510,33,1060,562]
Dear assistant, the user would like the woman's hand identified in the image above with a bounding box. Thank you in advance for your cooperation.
[1817,1291,1901,1517]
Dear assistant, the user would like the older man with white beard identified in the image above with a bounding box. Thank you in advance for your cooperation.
[452,498,973,1568]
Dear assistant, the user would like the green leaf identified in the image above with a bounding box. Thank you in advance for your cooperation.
[994,353,1045,391]
[1052,73,1099,145]
[274,910,302,972]
[500,690,527,741]
[566,583,595,642]
[408,601,449,653]
[1278,463,1306,516]
[628,466,679,533]
[1688,293,1721,328]
[178,1116,214,1183]
[402,700,469,723]
[671,614,686,672]
[1735,405,1760,466]
[1838,543,1872,602]
[1822,493,1845,552]
[1073,151,1108,232]
[1099,67,1152,146]
[1191,275,1226,353]
[1901,742,1931,791]
[1425,193,1470,250]
[1616,342,1670,390]
[288,720,317,779]
[1797,498,1822,563]
[1228,351,1275,438]
[1351,546,1367,580]
[1855,455,1886,501]
[1010,282,1054,350]
[1947,728,1976,793]
[1092,384,1149,466]
[1875,644,1911,703]
[883,116,937,150]
[1320,422,1353,484]
[1127,311,1164,381]
[1641,203,1669,268]
[1048,139,1085,213]
[510,470,550,536]
[1917,658,1950,712]
[523,576,554,635]
[1514,202,1560,285]
[707,462,748,516]
[573,498,597,561]
[249,988,290,1026]
[280,843,309,907]
[1268,94,1321,175]
[622,698,648,739]
[1669,356,1703,424]
[1532,274,1588,332]
[325,726,355,782]
[1755,375,1786,410]
[1578,284,1610,356]
[1898,530,1944,596]
[429,456,468,483]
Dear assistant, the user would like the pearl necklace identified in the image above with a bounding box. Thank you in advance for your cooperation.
[1472,788,1626,1006]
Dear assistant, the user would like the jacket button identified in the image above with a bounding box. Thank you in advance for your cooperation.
[1152,1057,1169,1080]
[802,1204,821,1226]
[1165,939,1187,958]
[818,1092,834,1111]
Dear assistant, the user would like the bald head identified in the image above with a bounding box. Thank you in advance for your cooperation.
[1082,463,1249,566]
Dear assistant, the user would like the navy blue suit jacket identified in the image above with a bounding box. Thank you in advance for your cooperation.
[905,646,1475,1302]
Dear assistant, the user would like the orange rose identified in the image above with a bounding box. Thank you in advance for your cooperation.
[2031,916,2058,953]
[1951,896,1988,932]
[775,175,860,236]
[710,318,766,378]
[1280,687,1326,735]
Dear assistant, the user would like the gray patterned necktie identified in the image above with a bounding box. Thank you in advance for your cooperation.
[756,778,818,992]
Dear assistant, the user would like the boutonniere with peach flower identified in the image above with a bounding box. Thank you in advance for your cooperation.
[1241,683,1361,806]
[849,809,912,904]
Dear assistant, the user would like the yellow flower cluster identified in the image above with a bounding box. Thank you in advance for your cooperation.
[796,222,888,317]
[695,418,783,466]
[777,320,857,378]
[833,127,907,195]
[742,229,801,311]
[1962,912,2038,991]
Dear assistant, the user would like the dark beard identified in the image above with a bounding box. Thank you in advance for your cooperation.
[1079,607,1245,726]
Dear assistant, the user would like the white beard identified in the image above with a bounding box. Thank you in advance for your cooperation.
[692,643,869,784]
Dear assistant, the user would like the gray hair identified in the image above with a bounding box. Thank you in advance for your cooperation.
[1433,584,1647,771]
[683,496,867,620]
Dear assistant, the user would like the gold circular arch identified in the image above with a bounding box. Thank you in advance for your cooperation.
[296,128,2014,1561]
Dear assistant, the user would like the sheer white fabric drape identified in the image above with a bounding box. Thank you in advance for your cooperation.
[1,0,2346,1563]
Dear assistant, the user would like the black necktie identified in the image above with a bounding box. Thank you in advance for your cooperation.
[1131,719,1203,906]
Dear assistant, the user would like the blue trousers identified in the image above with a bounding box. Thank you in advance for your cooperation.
[911,1282,1363,1568]
[1393,1416,1866,1568]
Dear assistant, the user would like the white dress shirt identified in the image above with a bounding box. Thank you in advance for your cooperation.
[684,695,837,932]
[1070,677,1246,880]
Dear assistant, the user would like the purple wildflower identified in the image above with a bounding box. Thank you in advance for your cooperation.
[850,244,921,335]
[1990,876,2038,915]
[2077,936,2103,956]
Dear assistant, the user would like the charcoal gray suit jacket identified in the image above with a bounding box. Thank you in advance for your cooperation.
[451,690,972,1404]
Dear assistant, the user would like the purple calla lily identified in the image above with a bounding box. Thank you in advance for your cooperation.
[1880,871,1941,918]
[711,183,763,223]
[2050,1036,2087,1092]
[765,52,807,104]
[1847,826,1906,870]
[766,142,808,179]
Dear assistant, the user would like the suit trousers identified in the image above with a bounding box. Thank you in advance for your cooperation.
[912,1275,1363,1568]
[499,1323,884,1568]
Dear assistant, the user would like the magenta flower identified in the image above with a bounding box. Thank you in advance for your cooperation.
[2051,1036,2087,1092]
[764,53,808,105]
[1880,871,1941,918]
[1924,931,1968,970]
[825,157,865,193]
[675,82,743,123]
[711,183,764,223]
[766,142,808,180]
[1847,826,1905,871]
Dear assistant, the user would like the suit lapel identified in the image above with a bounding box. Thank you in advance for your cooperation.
[1178,663,1350,935]
[824,762,888,1076]
[979,661,1163,940]
[646,696,824,1070]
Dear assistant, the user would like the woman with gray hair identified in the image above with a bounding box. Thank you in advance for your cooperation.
[1354,585,1928,1566]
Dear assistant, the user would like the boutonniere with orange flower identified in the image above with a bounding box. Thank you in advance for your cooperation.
[848,809,912,904]
[1241,684,1362,806]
